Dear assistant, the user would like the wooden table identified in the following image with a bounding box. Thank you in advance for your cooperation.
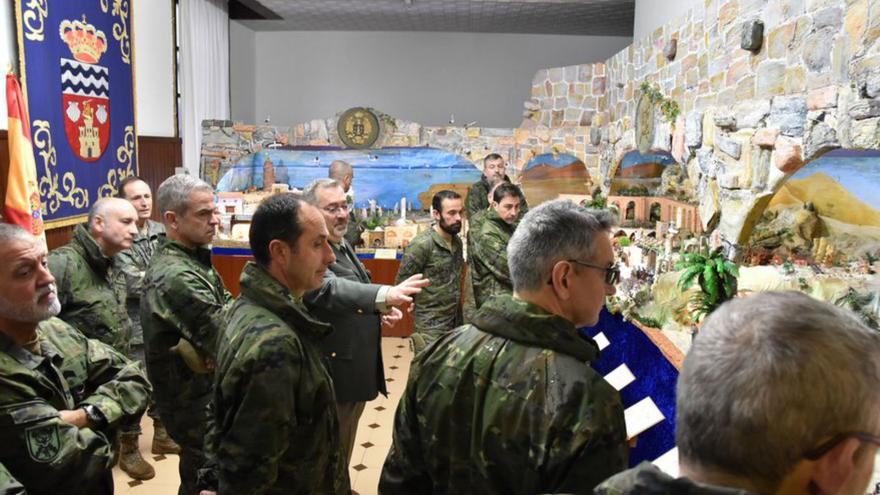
[212,246,414,337]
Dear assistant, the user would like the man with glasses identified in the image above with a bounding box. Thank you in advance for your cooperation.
[302,179,429,468]
[596,291,880,495]
[381,200,627,494]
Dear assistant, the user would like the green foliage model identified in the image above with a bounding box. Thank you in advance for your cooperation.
[676,247,739,323]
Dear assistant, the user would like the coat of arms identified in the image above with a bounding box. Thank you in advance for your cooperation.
[59,16,110,162]
[338,107,380,149]
[26,423,61,463]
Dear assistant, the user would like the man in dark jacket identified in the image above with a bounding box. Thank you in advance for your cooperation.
[381,200,627,494]
[465,152,529,219]
[470,182,525,308]
[302,179,428,467]
[596,292,880,495]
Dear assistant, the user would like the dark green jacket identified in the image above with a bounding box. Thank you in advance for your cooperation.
[470,209,515,308]
[595,462,757,495]
[140,238,231,443]
[0,318,151,495]
[396,228,464,347]
[49,224,132,354]
[0,463,24,495]
[465,174,529,219]
[210,262,350,495]
[380,294,628,495]
[116,220,165,347]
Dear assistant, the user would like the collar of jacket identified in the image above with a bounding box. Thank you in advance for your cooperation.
[72,224,114,275]
[429,226,459,252]
[135,219,165,242]
[0,325,63,370]
[472,294,598,362]
[239,262,333,341]
[485,208,516,234]
[158,236,213,267]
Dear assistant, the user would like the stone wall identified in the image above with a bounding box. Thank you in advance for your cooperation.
[523,0,880,252]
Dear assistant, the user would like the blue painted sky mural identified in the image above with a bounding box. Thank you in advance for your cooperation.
[618,150,677,170]
[791,149,880,210]
[216,147,481,209]
[524,153,581,170]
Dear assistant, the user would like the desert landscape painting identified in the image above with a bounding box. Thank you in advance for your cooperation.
[520,153,591,205]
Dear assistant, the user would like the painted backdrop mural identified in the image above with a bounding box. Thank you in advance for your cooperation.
[16,1,137,227]
[520,153,592,205]
[216,147,481,210]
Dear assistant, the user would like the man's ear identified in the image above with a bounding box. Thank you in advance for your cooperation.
[267,239,289,264]
[549,260,573,299]
[163,211,177,229]
[809,437,861,495]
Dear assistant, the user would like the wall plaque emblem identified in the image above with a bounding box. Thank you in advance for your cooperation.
[338,107,380,149]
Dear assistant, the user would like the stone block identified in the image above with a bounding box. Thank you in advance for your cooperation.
[726,58,751,86]
[751,148,772,190]
[578,65,593,81]
[813,6,843,30]
[784,67,806,94]
[843,0,868,49]
[740,20,764,51]
[716,134,743,159]
[735,76,756,101]
[548,68,564,83]
[756,61,786,97]
[697,148,720,178]
[803,120,838,160]
[752,128,780,148]
[563,65,578,83]
[702,109,716,148]
[767,22,796,59]
[579,110,595,127]
[734,99,770,129]
[803,28,835,72]
[768,96,808,137]
[524,99,540,111]
[807,86,838,110]
[714,113,737,130]
[699,178,721,230]
[672,116,690,163]
[773,138,804,174]
[849,100,880,120]
[685,111,704,148]
[592,77,607,95]
[850,117,880,149]
[589,126,601,145]
[664,38,678,60]
[861,68,880,98]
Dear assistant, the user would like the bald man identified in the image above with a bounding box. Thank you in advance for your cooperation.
[49,197,157,480]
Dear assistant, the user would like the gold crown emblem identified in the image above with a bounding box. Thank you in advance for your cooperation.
[59,16,108,64]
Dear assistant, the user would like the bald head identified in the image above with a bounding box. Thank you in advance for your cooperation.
[88,197,139,256]
[328,160,354,193]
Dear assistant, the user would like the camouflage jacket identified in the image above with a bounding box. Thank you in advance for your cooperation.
[396,228,464,340]
[0,318,151,495]
[464,174,529,219]
[0,463,24,495]
[49,224,132,354]
[594,462,757,495]
[140,238,231,410]
[116,220,165,347]
[380,294,628,494]
[470,209,515,308]
[209,262,349,495]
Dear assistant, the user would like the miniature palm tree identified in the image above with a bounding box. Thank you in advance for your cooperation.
[676,246,739,323]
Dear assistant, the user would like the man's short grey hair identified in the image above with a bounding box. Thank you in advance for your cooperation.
[508,199,616,292]
[302,178,342,205]
[156,175,213,217]
[328,160,352,181]
[677,291,880,492]
[0,223,31,245]
[87,197,115,228]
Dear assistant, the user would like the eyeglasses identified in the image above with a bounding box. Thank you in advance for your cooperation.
[803,432,880,460]
[322,203,350,215]
[567,260,621,285]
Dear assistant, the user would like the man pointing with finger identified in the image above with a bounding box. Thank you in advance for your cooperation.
[303,179,429,467]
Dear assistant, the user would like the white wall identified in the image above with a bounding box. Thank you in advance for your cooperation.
[633,0,703,42]
[240,31,631,129]
[230,21,255,124]
[0,0,176,136]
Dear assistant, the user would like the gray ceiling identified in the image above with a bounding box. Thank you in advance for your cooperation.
[236,0,635,36]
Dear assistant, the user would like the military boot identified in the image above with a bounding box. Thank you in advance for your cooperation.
[151,419,181,455]
[119,432,155,480]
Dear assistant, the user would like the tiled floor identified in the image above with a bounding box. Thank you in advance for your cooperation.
[112,336,413,495]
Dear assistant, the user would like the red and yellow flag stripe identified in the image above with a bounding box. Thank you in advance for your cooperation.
[4,72,44,236]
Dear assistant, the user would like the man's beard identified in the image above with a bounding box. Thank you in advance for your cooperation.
[0,285,61,323]
[439,219,462,236]
[332,219,349,238]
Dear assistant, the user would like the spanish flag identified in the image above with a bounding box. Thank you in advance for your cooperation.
[4,72,44,236]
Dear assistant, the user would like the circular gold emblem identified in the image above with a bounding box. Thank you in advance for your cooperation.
[338,107,380,149]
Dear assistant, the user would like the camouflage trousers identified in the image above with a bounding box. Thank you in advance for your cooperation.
[122,345,159,434]
[155,394,210,495]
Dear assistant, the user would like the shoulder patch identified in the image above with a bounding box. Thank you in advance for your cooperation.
[26,422,61,463]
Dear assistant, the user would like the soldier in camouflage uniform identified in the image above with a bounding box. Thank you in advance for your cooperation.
[0,224,151,495]
[381,200,626,494]
[464,152,528,219]
[206,194,349,494]
[140,175,231,495]
[115,176,180,456]
[48,198,156,479]
[597,292,880,495]
[396,190,465,353]
[470,182,524,308]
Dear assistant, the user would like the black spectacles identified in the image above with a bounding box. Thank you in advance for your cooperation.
[568,260,620,285]
[803,432,880,460]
